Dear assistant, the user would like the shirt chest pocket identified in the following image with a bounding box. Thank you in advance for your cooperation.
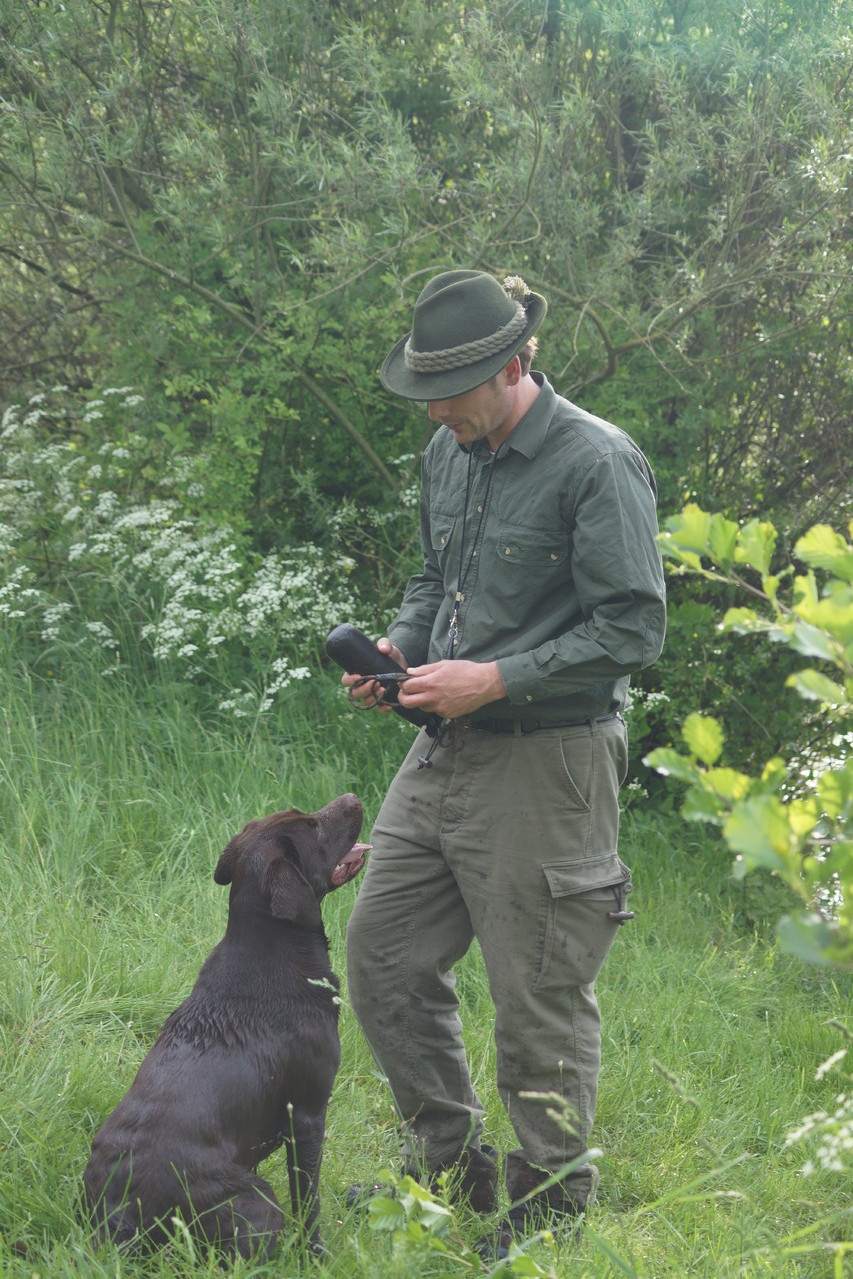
[429,512,458,562]
[493,522,568,569]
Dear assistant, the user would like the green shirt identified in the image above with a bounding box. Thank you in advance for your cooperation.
[389,374,666,725]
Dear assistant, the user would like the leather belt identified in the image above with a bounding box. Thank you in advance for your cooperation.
[466,712,619,735]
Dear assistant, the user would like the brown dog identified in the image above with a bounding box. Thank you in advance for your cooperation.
[83,794,368,1259]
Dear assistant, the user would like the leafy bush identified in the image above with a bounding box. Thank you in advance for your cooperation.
[2,0,850,541]
[0,386,368,719]
[646,505,853,968]
[625,576,815,794]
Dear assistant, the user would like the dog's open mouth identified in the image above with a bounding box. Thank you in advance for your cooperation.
[331,842,370,887]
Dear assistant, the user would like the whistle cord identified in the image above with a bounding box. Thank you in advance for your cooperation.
[446,453,496,659]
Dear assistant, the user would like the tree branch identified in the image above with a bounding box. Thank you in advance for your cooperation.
[101,240,400,489]
[0,246,98,301]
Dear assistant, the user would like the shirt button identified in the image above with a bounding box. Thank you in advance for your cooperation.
[526,695,533,702]
[504,546,511,555]
[550,552,559,560]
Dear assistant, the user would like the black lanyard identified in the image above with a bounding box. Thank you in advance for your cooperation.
[445,452,496,658]
[417,451,496,771]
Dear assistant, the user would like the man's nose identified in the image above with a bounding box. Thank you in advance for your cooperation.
[427,401,447,420]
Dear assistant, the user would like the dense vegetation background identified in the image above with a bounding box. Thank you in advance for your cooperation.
[1,0,851,1274]
[2,0,851,771]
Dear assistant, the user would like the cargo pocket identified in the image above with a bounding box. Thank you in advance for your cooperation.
[533,853,633,989]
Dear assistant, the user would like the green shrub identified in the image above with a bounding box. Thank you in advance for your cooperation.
[0,386,368,720]
[646,505,853,969]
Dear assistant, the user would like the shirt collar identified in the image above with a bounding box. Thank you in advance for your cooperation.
[467,373,556,462]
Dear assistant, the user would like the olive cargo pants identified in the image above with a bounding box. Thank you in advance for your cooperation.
[346,715,631,1204]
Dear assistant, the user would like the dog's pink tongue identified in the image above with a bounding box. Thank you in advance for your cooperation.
[332,843,370,886]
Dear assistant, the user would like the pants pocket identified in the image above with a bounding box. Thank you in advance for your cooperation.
[533,853,633,990]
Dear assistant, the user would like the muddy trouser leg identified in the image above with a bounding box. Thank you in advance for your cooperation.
[346,728,484,1169]
[346,716,631,1202]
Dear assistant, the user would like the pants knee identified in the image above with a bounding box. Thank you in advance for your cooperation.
[345,910,370,1011]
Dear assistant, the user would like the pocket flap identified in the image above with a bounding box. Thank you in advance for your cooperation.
[494,522,567,567]
[542,854,631,897]
[429,512,457,553]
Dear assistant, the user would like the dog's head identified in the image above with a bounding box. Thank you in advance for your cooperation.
[214,793,369,928]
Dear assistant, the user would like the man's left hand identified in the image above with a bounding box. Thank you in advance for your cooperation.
[396,660,506,720]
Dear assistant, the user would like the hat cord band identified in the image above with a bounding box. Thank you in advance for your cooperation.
[403,302,527,373]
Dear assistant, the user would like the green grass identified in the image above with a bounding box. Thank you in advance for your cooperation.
[0,655,850,1278]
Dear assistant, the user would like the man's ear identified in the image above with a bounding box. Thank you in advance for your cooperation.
[267,856,322,927]
[503,354,523,385]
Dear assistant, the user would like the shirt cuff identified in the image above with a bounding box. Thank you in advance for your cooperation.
[496,652,540,705]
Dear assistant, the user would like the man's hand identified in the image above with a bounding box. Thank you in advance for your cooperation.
[396,659,506,720]
[341,637,408,712]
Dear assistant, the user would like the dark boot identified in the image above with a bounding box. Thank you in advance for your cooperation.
[474,1157,592,1263]
[433,1143,499,1214]
[346,1142,498,1216]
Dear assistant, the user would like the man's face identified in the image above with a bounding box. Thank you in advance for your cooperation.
[426,373,512,448]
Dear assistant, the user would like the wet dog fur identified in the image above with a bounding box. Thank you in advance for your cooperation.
[82,793,368,1259]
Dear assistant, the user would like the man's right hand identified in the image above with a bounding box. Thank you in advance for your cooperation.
[341,637,409,710]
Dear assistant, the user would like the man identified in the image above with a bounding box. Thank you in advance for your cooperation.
[343,269,666,1258]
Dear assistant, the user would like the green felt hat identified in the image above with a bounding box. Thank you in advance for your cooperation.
[380,269,547,401]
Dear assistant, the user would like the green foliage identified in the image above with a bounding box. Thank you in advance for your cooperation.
[362,1172,555,1276]
[3,0,849,774]
[646,505,853,967]
[0,385,370,720]
[0,657,849,1276]
[626,575,813,791]
[786,1023,853,1182]
[1,0,850,553]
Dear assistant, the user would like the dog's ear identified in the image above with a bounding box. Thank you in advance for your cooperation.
[266,815,322,924]
[214,837,241,885]
[215,816,268,884]
[267,857,323,926]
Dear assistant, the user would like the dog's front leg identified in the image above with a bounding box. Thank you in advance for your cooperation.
[284,1109,327,1252]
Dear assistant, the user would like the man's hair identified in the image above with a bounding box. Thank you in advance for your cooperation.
[518,336,539,375]
[485,338,540,392]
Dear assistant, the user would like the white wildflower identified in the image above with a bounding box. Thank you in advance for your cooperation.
[84,621,116,648]
[0,522,20,552]
[93,492,121,519]
[40,601,73,641]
